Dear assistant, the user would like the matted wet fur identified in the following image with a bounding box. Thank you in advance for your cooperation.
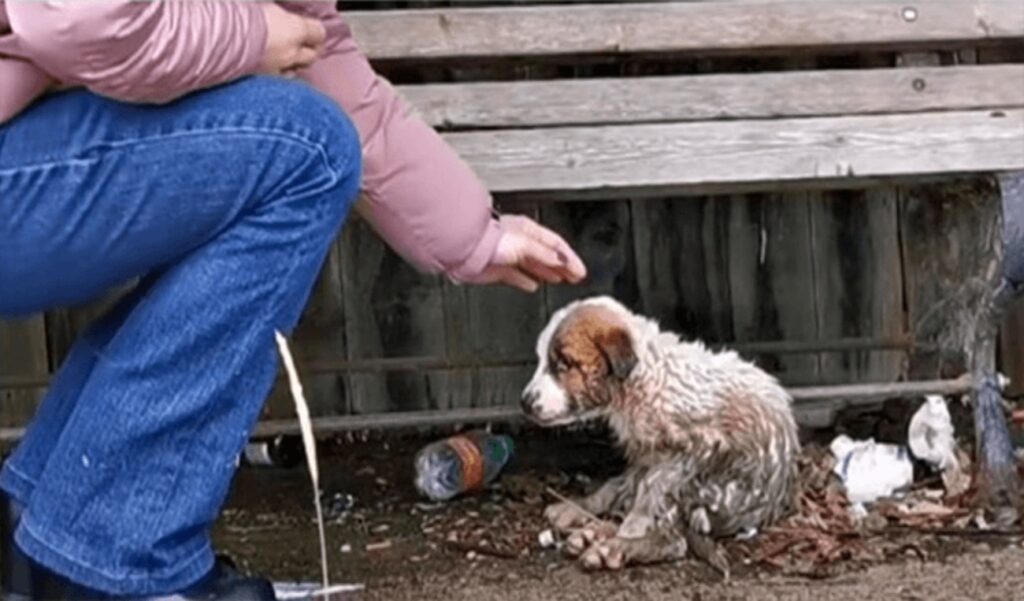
[521,296,800,572]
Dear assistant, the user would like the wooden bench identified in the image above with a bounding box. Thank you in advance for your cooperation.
[2,2,1022,519]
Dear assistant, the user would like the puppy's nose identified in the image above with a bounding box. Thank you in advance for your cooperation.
[520,390,539,416]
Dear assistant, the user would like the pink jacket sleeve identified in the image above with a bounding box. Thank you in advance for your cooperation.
[285,2,502,282]
[5,1,266,103]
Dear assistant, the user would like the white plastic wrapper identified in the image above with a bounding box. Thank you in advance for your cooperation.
[830,435,914,505]
[907,395,957,470]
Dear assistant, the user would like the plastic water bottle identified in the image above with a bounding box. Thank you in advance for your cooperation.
[242,435,303,469]
[414,430,515,502]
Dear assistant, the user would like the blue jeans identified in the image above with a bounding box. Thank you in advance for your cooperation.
[0,77,362,595]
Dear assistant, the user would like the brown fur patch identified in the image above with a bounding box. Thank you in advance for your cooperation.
[549,306,636,409]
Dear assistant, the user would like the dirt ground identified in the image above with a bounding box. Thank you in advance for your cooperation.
[214,428,1024,601]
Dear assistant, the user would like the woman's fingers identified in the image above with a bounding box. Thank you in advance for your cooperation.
[496,266,540,293]
[504,216,587,282]
[261,5,326,75]
[302,16,327,50]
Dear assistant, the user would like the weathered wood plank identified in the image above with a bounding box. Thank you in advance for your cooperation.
[348,2,1024,61]
[444,109,1024,195]
[900,178,1004,379]
[339,214,457,414]
[809,189,906,385]
[0,319,48,428]
[631,196,735,343]
[725,194,821,387]
[402,65,1024,129]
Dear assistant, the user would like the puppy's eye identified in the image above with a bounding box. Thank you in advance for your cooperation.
[550,352,571,375]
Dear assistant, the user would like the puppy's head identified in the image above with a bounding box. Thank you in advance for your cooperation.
[521,297,638,426]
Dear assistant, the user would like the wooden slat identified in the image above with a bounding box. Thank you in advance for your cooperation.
[348,2,1024,61]
[442,109,1024,195]
[0,319,48,428]
[401,65,1024,129]
[809,189,906,385]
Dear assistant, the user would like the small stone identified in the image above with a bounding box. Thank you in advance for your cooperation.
[538,529,556,549]
[466,551,478,560]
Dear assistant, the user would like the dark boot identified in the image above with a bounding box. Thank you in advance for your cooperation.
[2,491,275,601]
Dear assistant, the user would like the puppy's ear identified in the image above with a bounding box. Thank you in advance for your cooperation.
[596,326,637,380]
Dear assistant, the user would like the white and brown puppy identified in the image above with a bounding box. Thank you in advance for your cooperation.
[521,296,799,571]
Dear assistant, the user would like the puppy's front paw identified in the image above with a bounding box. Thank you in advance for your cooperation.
[544,501,591,533]
[579,534,690,572]
[565,521,617,557]
[580,537,629,571]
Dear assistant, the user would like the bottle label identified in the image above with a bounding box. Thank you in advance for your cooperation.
[447,435,485,492]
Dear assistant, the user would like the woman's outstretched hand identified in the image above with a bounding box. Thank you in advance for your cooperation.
[472,215,587,292]
[260,4,326,77]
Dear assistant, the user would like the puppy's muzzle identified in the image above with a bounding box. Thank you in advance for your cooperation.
[520,389,540,417]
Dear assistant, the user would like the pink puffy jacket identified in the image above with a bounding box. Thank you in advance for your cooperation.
[0,1,501,282]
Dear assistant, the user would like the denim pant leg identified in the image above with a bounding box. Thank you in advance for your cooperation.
[0,282,146,503]
[0,77,362,595]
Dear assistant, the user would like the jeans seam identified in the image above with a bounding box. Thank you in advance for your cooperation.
[82,126,348,180]
[18,515,213,585]
[1,126,350,180]
[4,462,39,489]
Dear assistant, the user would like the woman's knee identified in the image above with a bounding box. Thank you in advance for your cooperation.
[218,76,362,180]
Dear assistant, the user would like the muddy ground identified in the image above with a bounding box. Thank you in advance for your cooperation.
[215,428,1024,601]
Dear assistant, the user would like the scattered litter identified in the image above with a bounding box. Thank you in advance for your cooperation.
[829,435,913,506]
[365,540,393,552]
[339,544,352,554]
[321,491,356,521]
[273,582,364,599]
[538,529,556,549]
[371,523,390,534]
[906,396,972,498]
[908,396,956,470]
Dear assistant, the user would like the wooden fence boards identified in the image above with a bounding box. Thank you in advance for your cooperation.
[403,65,1024,129]
[444,109,1024,195]
[348,2,1024,60]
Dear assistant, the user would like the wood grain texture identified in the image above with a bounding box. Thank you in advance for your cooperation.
[0,319,48,428]
[900,178,1004,379]
[444,109,1024,194]
[808,189,906,385]
[347,2,1024,60]
[402,64,1024,129]
[725,194,821,386]
[339,214,471,414]
[631,196,737,345]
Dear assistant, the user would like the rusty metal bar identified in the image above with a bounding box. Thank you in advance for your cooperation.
[0,336,915,391]
[0,375,969,443]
